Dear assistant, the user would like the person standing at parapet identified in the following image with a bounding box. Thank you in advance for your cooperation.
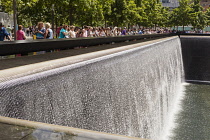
[121,27,127,35]
[0,22,11,41]
[6,25,12,37]
[34,22,46,39]
[58,25,69,38]
[69,26,76,38]
[16,25,26,40]
[82,26,88,37]
[44,23,53,39]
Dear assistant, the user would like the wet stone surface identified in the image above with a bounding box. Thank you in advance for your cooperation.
[0,122,77,140]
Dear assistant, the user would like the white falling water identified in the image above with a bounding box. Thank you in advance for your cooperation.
[161,82,189,140]
[0,37,184,140]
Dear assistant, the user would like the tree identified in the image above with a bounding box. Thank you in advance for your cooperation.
[125,0,141,26]
[170,0,192,31]
[159,7,170,28]
[190,0,207,32]
[206,8,210,26]
[111,0,128,26]
[0,0,171,28]
[140,0,166,29]
[99,0,114,27]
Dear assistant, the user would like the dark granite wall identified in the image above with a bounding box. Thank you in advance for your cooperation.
[180,36,210,82]
[0,34,173,56]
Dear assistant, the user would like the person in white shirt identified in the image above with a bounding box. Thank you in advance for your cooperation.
[44,22,53,39]
[106,27,111,36]
[88,27,92,37]
[113,27,118,36]
[82,25,88,37]
[69,26,76,38]
[99,28,106,37]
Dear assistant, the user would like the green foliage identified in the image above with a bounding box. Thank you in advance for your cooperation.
[177,0,192,29]
[190,0,207,31]
[0,0,209,30]
[206,8,210,26]
[170,0,208,31]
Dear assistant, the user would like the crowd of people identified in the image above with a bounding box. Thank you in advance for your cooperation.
[0,21,174,41]
[1,21,210,41]
[31,22,172,39]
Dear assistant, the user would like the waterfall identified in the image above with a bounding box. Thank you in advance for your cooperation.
[0,37,184,140]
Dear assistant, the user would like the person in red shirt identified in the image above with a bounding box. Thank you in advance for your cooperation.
[56,24,62,38]
[16,25,26,40]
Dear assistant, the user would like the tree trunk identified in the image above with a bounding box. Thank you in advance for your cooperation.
[69,2,74,25]
[105,17,107,27]
[55,17,58,38]
[91,14,93,26]
[13,0,17,40]
[52,4,55,38]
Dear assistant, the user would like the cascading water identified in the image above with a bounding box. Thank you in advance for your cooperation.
[0,37,184,140]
